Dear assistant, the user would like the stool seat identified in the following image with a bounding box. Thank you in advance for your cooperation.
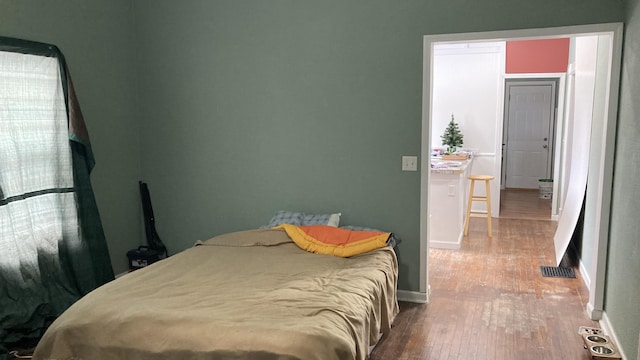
[468,175,494,181]
[464,174,494,237]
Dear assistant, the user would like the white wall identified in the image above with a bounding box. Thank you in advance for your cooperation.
[432,42,505,217]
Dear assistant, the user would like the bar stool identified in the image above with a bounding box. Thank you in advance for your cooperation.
[464,174,494,237]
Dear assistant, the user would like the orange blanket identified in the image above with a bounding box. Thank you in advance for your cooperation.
[277,224,390,257]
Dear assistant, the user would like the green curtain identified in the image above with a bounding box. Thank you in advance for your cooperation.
[0,37,114,359]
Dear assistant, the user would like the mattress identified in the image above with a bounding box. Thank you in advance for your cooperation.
[33,228,399,360]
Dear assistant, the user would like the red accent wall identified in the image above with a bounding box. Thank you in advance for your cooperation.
[506,38,570,74]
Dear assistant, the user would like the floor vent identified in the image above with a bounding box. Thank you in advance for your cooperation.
[540,266,576,278]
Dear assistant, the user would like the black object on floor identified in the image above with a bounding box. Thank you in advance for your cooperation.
[139,181,168,258]
[540,266,576,278]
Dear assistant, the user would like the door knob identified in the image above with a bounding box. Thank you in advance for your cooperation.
[543,144,548,149]
[543,137,548,141]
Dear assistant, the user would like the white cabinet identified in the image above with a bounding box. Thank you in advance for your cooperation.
[429,159,472,249]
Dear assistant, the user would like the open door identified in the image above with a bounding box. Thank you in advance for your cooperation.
[553,36,598,264]
[552,33,619,320]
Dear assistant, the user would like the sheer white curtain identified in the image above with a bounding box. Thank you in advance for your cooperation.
[0,51,78,292]
[0,38,114,355]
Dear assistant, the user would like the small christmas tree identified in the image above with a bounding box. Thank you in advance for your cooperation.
[441,114,464,153]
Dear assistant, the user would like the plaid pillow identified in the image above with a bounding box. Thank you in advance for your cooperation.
[264,211,304,228]
[262,211,341,228]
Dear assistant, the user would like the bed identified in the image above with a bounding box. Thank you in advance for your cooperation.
[33,227,399,360]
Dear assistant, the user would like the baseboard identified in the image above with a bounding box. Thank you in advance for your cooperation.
[429,240,461,250]
[579,258,591,291]
[398,290,428,304]
[568,242,591,291]
[600,311,629,360]
[572,243,599,321]
[587,303,603,320]
[115,271,129,279]
[429,231,463,250]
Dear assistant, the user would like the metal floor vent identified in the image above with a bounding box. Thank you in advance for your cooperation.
[540,266,576,278]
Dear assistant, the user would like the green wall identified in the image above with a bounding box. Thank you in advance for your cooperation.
[132,0,624,292]
[3,3,638,356]
[605,0,640,358]
[0,0,142,274]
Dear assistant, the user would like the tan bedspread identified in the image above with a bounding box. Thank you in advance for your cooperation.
[33,228,399,360]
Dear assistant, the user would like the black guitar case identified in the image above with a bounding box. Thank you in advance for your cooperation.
[139,181,168,258]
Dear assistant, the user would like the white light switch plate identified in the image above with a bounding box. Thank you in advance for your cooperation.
[402,156,418,171]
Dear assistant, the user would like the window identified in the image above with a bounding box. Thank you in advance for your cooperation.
[0,38,113,352]
[0,50,78,273]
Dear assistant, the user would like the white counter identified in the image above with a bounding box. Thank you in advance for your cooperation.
[429,157,472,249]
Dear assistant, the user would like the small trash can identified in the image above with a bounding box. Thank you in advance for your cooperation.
[127,246,160,271]
[538,179,553,199]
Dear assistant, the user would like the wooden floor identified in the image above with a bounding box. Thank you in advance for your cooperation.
[370,196,595,359]
[499,188,552,221]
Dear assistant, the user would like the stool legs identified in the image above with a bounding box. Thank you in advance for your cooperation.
[464,177,493,237]
[485,179,492,236]
[464,179,476,236]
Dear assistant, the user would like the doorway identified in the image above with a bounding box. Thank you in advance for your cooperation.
[420,24,623,321]
[502,79,557,190]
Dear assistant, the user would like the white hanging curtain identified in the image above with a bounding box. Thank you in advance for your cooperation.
[0,37,114,356]
[0,50,79,274]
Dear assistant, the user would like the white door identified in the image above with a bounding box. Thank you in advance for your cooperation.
[503,82,555,189]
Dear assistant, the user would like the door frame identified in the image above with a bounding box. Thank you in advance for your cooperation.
[502,79,558,189]
[501,75,566,219]
[420,23,623,321]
